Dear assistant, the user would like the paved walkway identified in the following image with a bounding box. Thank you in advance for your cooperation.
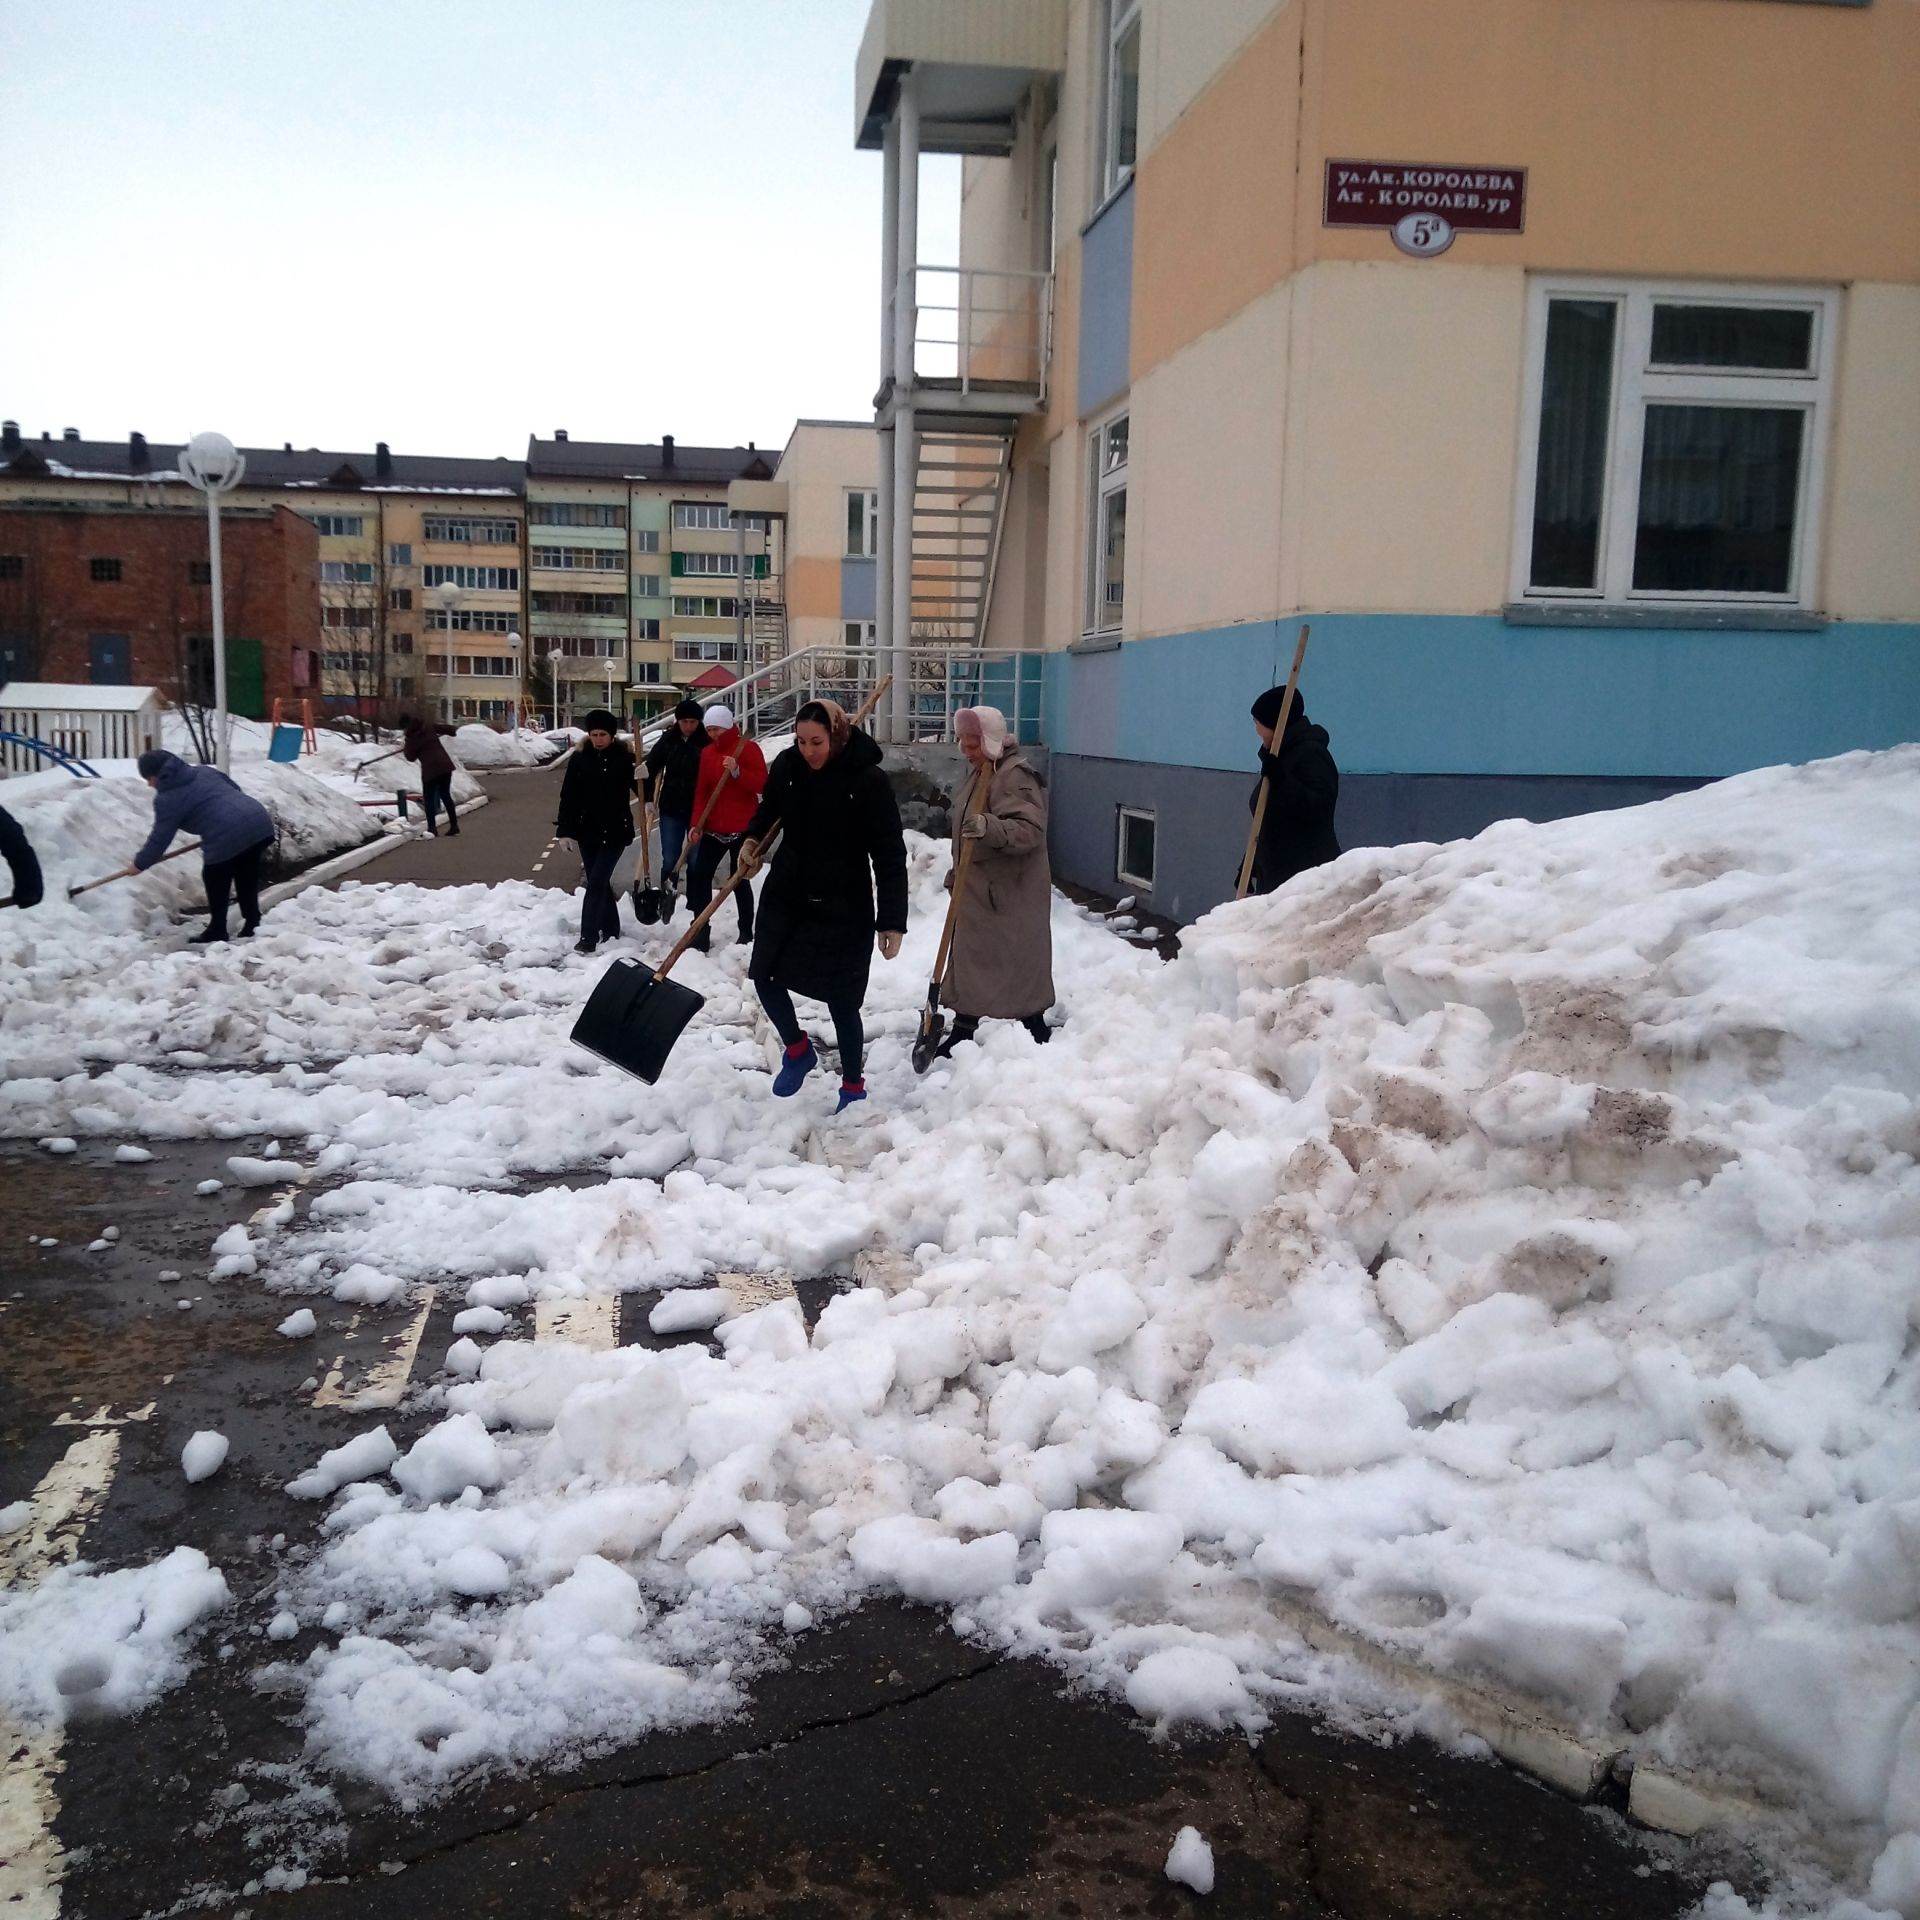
[342,763,578,893]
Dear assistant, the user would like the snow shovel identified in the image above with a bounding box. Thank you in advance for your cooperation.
[911,760,994,1074]
[67,841,202,898]
[570,829,782,1084]
[630,800,666,925]
[1235,622,1311,901]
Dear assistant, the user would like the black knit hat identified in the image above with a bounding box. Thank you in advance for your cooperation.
[1251,685,1308,730]
[674,699,703,721]
[581,709,620,734]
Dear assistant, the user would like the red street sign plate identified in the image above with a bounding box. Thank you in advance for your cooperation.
[1324,160,1527,233]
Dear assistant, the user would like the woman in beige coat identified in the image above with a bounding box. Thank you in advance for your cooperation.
[939,705,1055,1053]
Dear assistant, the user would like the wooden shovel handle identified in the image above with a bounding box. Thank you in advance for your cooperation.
[1235,623,1311,901]
[68,840,203,898]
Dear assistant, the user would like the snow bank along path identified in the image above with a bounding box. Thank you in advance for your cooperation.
[4,747,1920,1914]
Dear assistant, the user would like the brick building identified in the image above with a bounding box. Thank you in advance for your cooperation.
[0,499,319,717]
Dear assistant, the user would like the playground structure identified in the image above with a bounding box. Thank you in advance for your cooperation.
[0,684,165,778]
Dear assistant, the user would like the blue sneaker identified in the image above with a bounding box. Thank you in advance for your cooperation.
[835,1080,867,1113]
[772,1040,817,1097]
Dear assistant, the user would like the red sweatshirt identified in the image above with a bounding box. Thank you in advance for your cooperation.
[692,729,767,836]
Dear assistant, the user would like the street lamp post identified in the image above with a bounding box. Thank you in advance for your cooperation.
[433,580,460,723]
[504,628,523,733]
[178,431,246,772]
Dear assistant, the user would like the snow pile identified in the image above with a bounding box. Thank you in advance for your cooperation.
[0,1548,231,1721]
[6,746,1920,1913]
[446,725,561,770]
[1165,1826,1215,1894]
[181,1431,230,1483]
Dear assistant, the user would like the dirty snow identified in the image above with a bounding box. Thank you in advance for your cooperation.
[4,746,1920,1917]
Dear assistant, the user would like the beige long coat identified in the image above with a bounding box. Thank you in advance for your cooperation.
[942,749,1055,1018]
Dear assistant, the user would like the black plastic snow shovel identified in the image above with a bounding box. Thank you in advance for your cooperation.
[911,760,993,1074]
[630,800,665,925]
[571,829,780,1084]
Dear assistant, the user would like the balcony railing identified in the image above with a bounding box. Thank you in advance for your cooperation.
[890,265,1053,402]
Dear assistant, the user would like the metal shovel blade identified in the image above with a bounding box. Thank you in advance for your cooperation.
[570,957,707,1085]
[632,882,664,925]
[910,1001,947,1076]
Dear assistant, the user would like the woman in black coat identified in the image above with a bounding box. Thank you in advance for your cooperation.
[642,699,709,882]
[741,700,907,1111]
[1248,685,1341,895]
[555,709,637,954]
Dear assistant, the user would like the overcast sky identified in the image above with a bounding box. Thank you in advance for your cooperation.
[0,0,958,459]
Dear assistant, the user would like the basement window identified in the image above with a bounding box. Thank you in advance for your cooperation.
[1116,806,1156,892]
[89,556,122,582]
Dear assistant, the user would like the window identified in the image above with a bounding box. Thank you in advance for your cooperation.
[1116,807,1155,891]
[322,605,375,629]
[672,595,740,619]
[634,528,660,553]
[845,489,879,557]
[636,618,661,640]
[322,651,375,673]
[392,676,415,700]
[388,543,412,567]
[310,514,365,537]
[678,550,747,576]
[389,587,413,611]
[1085,411,1128,634]
[424,564,519,590]
[90,557,122,582]
[673,502,734,531]
[531,591,626,616]
[181,559,211,586]
[843,620,876,649]
[390,632,413,654]
[1514,280,1836,607]
[0,556,23,580]
[634,661,664,684]
[320,560,375,584]
[558,635,622,658]
[673,638,742,663]
[1100,0,1141,204]
[422,515,519,545]
[531,545,626,572]
[634,572,662,597]
[529,502,625,528]
[427,607,517,632]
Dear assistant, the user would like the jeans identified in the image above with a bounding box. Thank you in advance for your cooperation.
[203,838,270,936]
[756,981,866,1084]
[687,833,754,944]
[657,813,689,884]
[577,835,624,945]
[422,774,457,834]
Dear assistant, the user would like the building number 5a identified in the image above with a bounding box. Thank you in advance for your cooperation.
[1392,212,1455,257]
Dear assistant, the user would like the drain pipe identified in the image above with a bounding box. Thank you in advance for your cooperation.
[889,72,920,749]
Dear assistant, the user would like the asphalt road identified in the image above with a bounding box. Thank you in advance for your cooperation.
[1,771,1738,1918]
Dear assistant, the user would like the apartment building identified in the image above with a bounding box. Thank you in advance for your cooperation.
[854,0,1920,920]
[524,435,779,725]
[769,420,883,661]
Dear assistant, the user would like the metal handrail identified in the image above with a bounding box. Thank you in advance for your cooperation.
[898,265,1053,403]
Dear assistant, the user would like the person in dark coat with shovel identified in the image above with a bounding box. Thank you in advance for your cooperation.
[556,710,637,955]
[1247,685,1340,895]
[1,801,44,909]
[400,715,461,837]
[132,749,277,943]
[741,700,907,1111]
[643,699,708,886]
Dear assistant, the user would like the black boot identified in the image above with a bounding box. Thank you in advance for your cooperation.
[934,1016,980,1059]
[190,927,227,945]
[1023,1014,1053,1044]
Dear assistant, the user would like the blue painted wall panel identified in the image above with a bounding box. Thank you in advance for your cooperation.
[840,558,876,622]
[1046,614,1920,780]
[1076,182,1134,420]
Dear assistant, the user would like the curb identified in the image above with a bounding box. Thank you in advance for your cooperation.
[257,792,493,909]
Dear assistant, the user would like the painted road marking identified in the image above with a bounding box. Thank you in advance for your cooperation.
[311,1292,433,1411]
[533,1294,619,1350]
[716,1270,799,1314]
[52,1399,155,1429]
[0,1427,122,1920]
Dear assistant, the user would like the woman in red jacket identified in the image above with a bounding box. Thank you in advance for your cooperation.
[686,703,767,952]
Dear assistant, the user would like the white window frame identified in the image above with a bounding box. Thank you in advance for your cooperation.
[1116,805,1155,891]
[844,489,879,557]
[843,620,876,650]
[1084,408,1129,637]
[1099,0,1142,207]
[673,502,734,531]
[1510,276,1838,611]
[634,528,661,553]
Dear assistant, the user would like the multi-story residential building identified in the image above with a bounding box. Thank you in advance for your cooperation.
[853,0,1920,920]
[523,435,778,725]
[0,425,525,724]
[766,421,882,662]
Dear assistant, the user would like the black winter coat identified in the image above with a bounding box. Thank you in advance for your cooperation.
[1250,708,1341,894]
[745,730,907,1004]
[0,803,44,909]
[556,741,638,846]
[644,725,708,819]
[403,721,456,783]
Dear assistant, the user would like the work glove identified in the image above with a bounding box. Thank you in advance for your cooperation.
[876,930,903,960]
[960,814,986,841]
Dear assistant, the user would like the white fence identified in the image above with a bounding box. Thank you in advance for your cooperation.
[0,685,166,776]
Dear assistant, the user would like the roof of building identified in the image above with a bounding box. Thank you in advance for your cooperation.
[686,665,738,690]
[0,430,524,496]
[524,436,778,485]
[0,680,166,712]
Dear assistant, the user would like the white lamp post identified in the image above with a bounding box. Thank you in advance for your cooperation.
[178,430,246,771]
[504,628,523,733]
[433,579,460,723]
[546,645,565,731]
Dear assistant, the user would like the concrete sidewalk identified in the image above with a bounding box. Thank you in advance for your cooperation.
[338,763,577,892]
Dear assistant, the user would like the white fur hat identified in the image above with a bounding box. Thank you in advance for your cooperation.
[702,704,736,731]
[955,705,1009,760]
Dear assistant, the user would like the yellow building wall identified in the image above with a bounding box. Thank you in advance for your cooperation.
[1137,0,1286,171]
[1826,283,1920,623]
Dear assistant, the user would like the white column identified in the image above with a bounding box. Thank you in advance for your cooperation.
[875,110,900,734]
[204,487,230,772]
[889,74,920,745]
